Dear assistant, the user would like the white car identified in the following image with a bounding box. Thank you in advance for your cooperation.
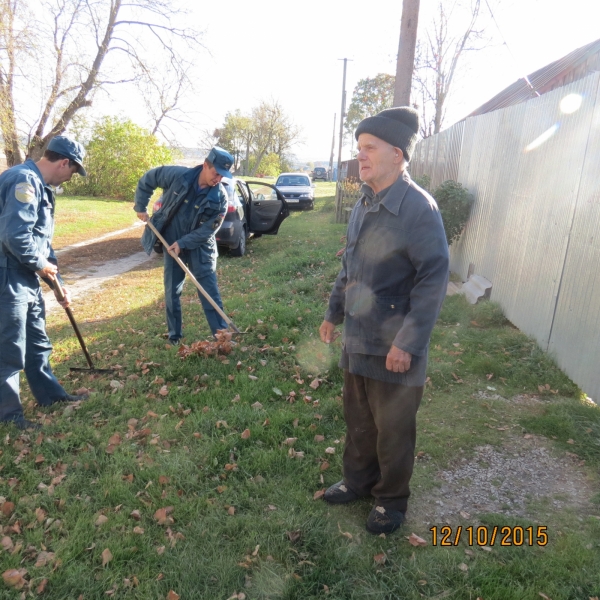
[274,173,315,210]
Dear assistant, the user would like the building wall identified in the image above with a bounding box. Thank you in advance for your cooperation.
[411,72,600,401]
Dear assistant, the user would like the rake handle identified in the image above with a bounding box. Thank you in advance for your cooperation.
[145,220,241,334]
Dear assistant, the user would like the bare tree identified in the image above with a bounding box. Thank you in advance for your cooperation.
[0,0,202,166]
[139,54,193,145]
[412,0,489,136]
[394,0,420,107]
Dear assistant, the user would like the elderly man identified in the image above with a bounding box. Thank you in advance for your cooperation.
[0,136,89,430]
[319,107,449,534]
[134,147,234,343]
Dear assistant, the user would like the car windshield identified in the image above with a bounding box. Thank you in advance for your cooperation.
[277,176,310,186]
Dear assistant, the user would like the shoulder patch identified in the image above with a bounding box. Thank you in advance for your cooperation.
[15,182,36,204]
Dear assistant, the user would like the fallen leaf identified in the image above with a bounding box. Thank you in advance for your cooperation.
[133,526,144,534]
[325,447,335,454]
[538,594,551,600]
[34,454,45,464]
[217,486,227,494]
[35,551,55,568]
[159,475,170,485]
[166,591,180,600]
[122,474,134,483]
[407,533,427,547]
[36,578,49,594]
[283,437,297,446]
[320,461,330,471]
[272,388,283,396]
[241,429,251,439]
[337,523,352,540]
[251,402,263,409]
[159,386,169,397]
[130,510,141,521]
[157,545,165,555]
[1,501,15,516]
[458,562,469,572]
[313,489,325,500]
[309,379,321,390]
[227,507,235,515]
[108,433,121,446]
[314,435,325,442]
[95,515,109,527]
[2,569,27,589]
[373,553,387,565]
[460,511,471,519]
[1,536,13,551]
[101,548,113,566]
[286,530,301,543]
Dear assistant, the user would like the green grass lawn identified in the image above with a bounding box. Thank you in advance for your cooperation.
[53,195,137,249]
[1,183,599,598]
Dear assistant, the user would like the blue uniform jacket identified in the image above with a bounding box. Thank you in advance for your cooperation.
[0,159,58,274]
[325,171,449,359]
[134,165,227,263]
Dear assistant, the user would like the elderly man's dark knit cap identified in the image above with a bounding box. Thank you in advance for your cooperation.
[355,106,420,162]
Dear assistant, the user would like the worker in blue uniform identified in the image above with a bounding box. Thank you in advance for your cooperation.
[134,147,234,343]
[0,136,89,430]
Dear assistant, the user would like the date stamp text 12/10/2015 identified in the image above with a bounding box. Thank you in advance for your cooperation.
[430,526,548,547]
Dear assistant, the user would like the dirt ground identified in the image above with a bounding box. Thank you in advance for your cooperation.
[56,230,146,274]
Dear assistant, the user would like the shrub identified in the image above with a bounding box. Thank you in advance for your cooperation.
[414,176,472,245]
[64,117,173,201]
[432,179,473,245]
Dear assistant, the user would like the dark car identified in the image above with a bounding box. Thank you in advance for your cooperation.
[312,167,329,181]
[152,179,289,258]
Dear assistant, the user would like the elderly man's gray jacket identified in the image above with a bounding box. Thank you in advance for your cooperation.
[325,171,449,359]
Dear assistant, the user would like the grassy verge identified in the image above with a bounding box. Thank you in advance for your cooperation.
[53,195,137,249]
[1,183,599,599]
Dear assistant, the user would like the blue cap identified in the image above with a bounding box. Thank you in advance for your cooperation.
[47,135,86,176]
[206,146,234,179]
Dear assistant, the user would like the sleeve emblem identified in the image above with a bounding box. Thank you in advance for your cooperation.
[15,182,36,203]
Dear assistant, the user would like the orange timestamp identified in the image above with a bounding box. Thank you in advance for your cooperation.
[430,525,548,547]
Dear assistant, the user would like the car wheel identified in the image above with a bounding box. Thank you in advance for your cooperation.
[230,226,247,257]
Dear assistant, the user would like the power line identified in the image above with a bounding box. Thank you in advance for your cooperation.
[483,0,540,96]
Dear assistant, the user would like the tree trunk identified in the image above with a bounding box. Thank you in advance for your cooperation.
[393,0,420,107]
[27,0,122,160]
[0,0,24,166]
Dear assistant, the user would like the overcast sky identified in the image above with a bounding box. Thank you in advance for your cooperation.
[95,0,600,163]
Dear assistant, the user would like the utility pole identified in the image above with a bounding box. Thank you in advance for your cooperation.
[336,58,350,182]
[328,113,336,180]
[393,0,420,106]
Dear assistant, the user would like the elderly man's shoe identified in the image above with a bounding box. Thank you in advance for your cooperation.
[366,505,405,534]
[323,480,364,504]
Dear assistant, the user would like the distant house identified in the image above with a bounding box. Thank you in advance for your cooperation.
[467,38,600,117]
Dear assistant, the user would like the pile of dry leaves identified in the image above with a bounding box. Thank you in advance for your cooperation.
[177,330,234,359]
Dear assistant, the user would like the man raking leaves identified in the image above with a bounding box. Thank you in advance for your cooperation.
[0,136,90,430]
[134,147,235,343]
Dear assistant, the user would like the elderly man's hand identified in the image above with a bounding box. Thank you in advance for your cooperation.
[136,211,149,222]
[386,345,412,373]
[319,320,337,344]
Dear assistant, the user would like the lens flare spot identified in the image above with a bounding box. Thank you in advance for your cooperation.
[296,338,333,374]
[560,93,582,114]
[524,124,559,152]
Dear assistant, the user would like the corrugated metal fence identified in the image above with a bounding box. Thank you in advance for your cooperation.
[410,72,600,400]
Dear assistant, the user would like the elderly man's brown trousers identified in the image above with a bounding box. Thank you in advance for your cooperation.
[342,370,424,512]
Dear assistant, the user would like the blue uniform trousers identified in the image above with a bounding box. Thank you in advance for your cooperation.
[163,250,227,340]
[0,267,67,422]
